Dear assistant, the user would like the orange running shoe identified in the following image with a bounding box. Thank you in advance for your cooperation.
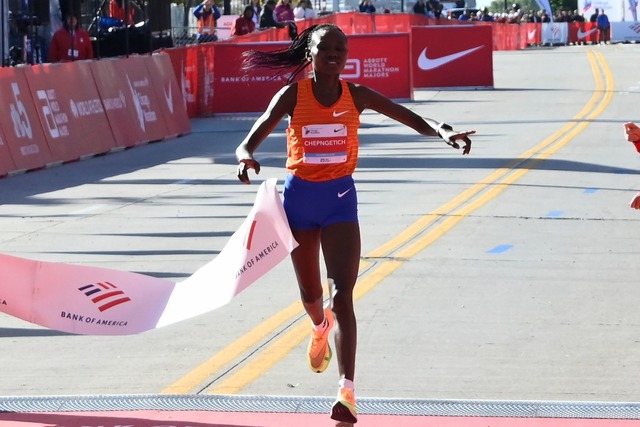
[330,387,358,423]
[307,306,334,373]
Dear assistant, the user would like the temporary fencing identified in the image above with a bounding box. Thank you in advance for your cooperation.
[0,53,191,177]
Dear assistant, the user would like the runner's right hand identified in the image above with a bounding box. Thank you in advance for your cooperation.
[237,159,261,184]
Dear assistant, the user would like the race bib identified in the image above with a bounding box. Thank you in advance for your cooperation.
[301,124,348,164]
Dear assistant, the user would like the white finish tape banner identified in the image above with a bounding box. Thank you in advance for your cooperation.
[0,178,297,335]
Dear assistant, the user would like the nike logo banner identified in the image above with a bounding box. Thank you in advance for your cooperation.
[0,179,298,335]
[417,46,484,70]
[411,25,494,89]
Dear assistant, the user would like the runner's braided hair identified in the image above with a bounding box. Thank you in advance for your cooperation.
[241,24,344,84]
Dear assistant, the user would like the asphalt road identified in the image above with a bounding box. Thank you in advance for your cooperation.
[1,44,640,406]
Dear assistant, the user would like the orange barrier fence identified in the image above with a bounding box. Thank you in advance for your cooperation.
[0,54,191,177]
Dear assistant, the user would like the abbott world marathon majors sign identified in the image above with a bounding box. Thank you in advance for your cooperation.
[411,25,494,89]
[341,33,411,100]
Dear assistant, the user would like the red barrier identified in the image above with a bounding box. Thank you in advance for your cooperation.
[342,33,412,99]
[116,56,170,142]
[490,22,522,50]
[570,22,598,44]
[0,122,17,176]
[212,42,293,114]
[0,66,54,171]
[145,53,192,137]
[163,47,198,118]
[190,45,215,116]
[23,61,117,162]
[521,23,542,46]
[90,59,145,147]
[411,25,493,88]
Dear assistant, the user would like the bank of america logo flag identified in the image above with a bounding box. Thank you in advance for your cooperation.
[584,0,591,12]
[79,282,131,312]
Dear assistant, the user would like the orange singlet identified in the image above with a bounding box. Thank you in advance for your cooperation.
[286,78,360,182]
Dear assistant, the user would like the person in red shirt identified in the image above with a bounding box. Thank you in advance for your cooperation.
[49,13,94,63]
[109,0,135,24]
[230,6,256,37]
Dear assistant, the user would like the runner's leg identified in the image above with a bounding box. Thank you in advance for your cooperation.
[322,222,361,380]
[291,228,325,324]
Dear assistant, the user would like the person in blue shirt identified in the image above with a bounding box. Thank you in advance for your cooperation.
[596,9,610,44]
[194,0,221,43]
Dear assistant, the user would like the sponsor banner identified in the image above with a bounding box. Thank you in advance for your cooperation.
[0,121,17,176]
[145,53,192,137]
[411,25,493,88]
[23,61,117,162]
[611,21,640,42]
[90,59,148,147]
[542,22,569,44]
[191,44,216,116]
[0,179,297,335]
[570,22,598,43]
[341,33,411,99]
[114,56,170,143]
[212,42,294,114]
[522,23,542,45]
[0,66,54,171]
[164,47,198,118]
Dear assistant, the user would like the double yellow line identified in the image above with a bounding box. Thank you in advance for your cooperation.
[162,50,614,396]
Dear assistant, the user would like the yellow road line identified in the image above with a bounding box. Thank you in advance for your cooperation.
[165,50,613,395]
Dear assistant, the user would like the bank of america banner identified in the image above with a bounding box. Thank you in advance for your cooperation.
[0,179,297,335]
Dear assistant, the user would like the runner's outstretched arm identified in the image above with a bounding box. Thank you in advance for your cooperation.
[350,83,475,154]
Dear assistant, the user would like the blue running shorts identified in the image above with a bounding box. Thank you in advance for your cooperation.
[283,174,358,229]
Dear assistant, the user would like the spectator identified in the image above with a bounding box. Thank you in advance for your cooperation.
[413,0,429,15]
[480,7,494,21]
[458,8,471,20]
[109,0,135,24]
[275,0,295,22]
[49,12,93,63]
[557,9,571,22]
[589,7,599,22]
[572,9,585,22]
[359,0,376,13]
[194,0,221,43]
[429,0,443,18]
[294,0,318,19]
[231,6,256,36]
[248,0,262,26]
[260,0,287,28]
[596,9,610,43]
[541,10,551,22]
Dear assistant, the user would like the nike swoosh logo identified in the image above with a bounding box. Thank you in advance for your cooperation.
[338,188,352,198]
[577,28,597,38]
[333,111,348,117]
[528,29,536,39]
[417,46,484,71]
[164,83,174,113]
